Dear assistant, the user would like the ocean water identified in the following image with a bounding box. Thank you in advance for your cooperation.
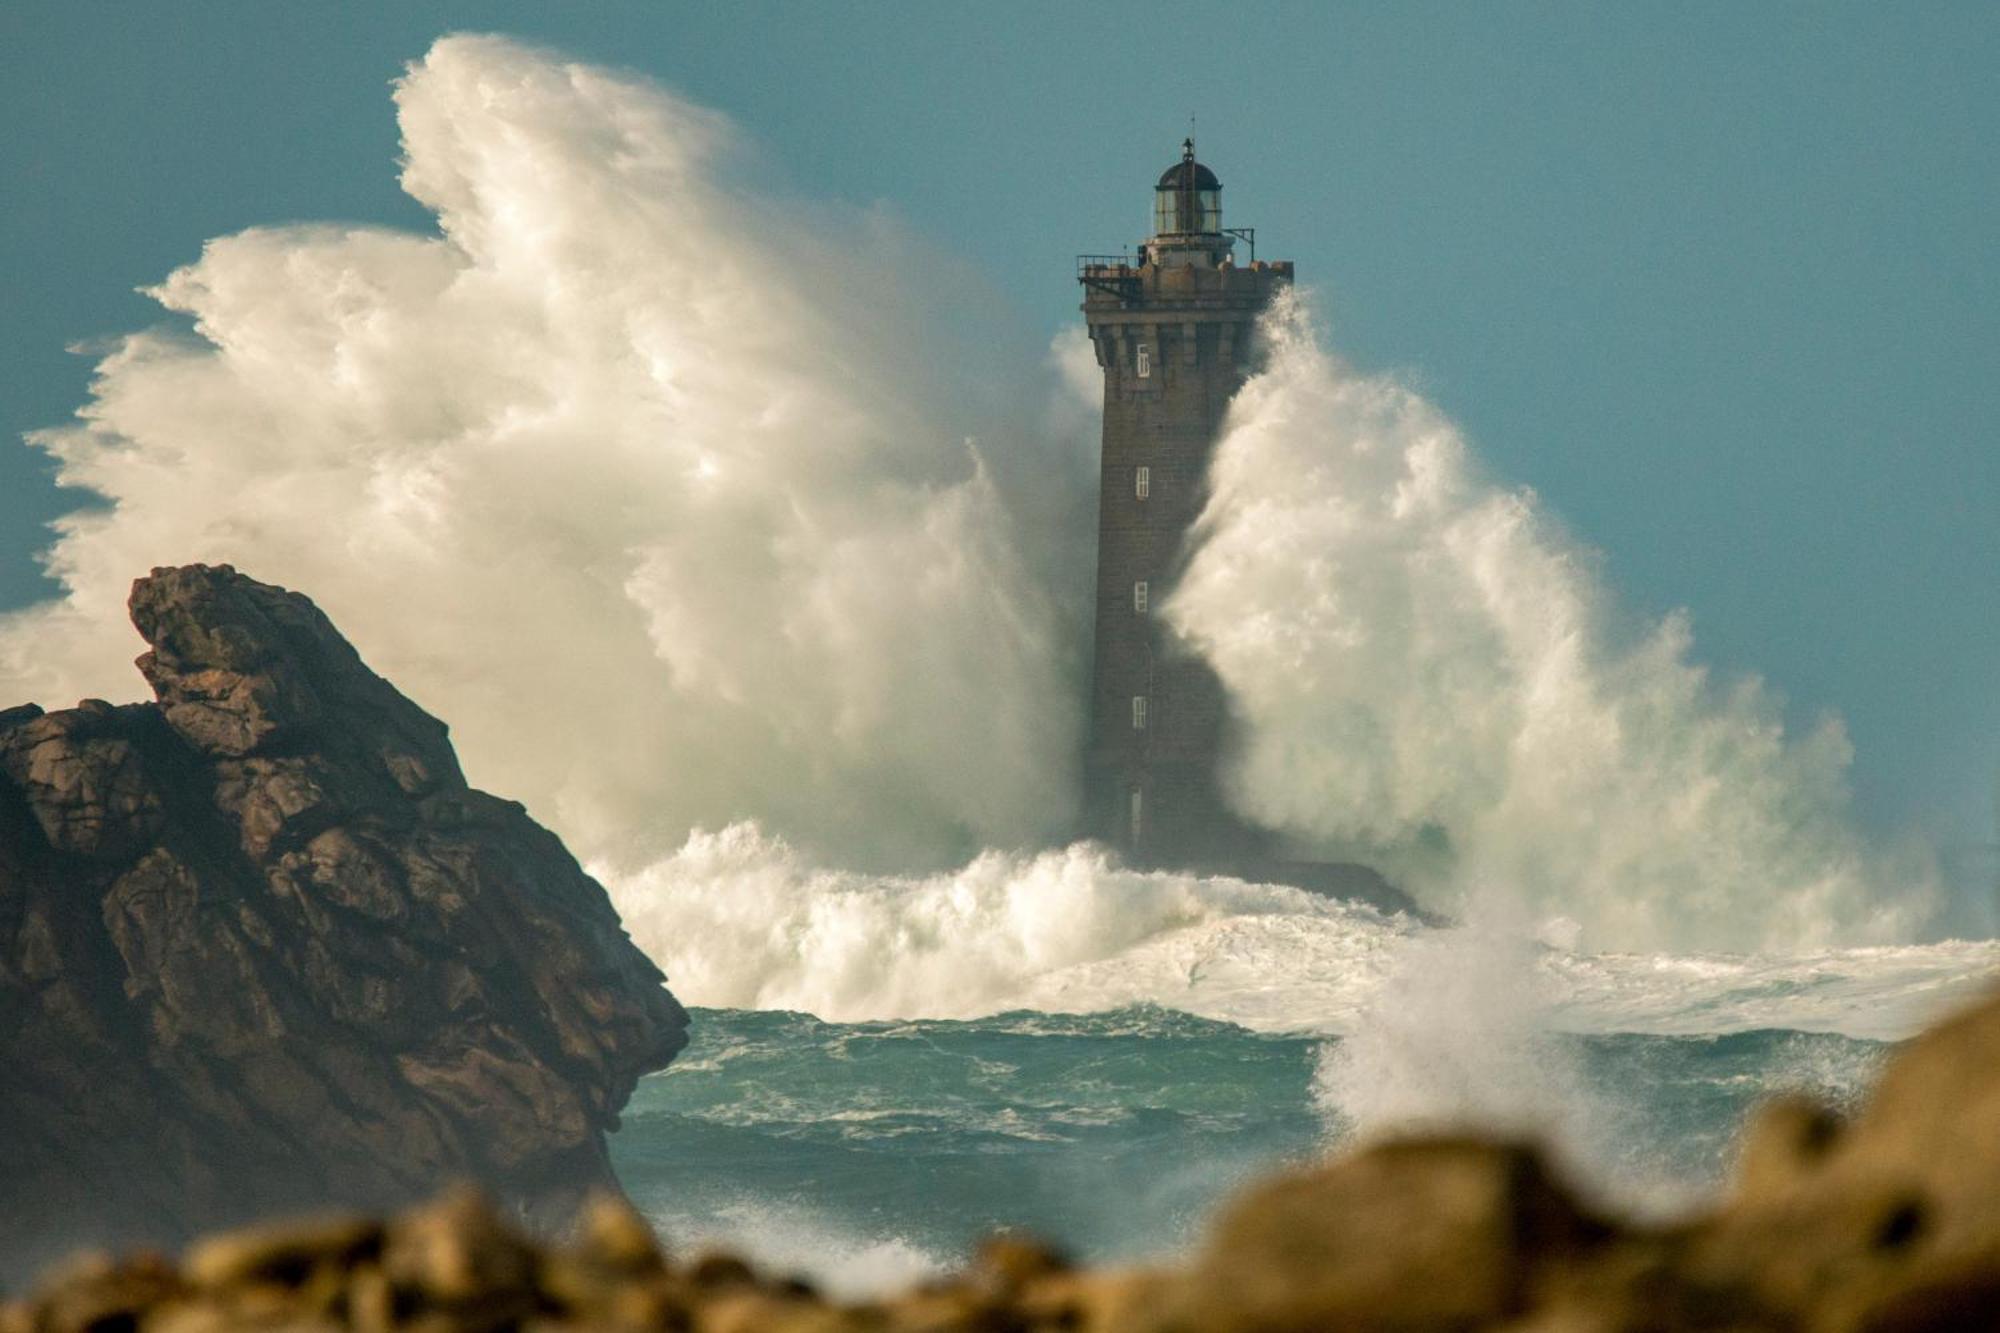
[612,1007,1323,1293]
[605,889,1994,1297]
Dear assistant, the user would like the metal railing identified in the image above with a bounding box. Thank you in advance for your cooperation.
[1077,254,1140,302]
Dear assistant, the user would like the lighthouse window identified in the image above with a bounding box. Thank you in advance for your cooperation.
[1133,581,1149,613]
[1132,695,1148,730]
[1197,189,1222,233]
[1135,466,1151,500]
[1135,343,1151,378]
[1129,788,1144,845]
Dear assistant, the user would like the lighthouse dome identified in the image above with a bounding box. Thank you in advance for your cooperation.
[1156,159,1221,191]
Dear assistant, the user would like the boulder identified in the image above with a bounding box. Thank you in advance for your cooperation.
[1162,1138,1614,1330]
[1678,989,2000,1331]
[0,565,687,1283]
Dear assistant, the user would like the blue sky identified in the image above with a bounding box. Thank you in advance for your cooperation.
[2,2,1994,849]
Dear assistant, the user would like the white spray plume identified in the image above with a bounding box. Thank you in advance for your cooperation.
[1311,895,1653,1209]
[1168,290,1937,953]
[1,33,1947,998]
[0,34,1087,873]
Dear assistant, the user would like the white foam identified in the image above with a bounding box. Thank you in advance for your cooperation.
[608,825,1996,1041]
[643,1195,947,1300]
[605,824,1397,1022]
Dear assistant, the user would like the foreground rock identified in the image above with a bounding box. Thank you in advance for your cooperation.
[0,565,687,1282]
[10,990,2000,1330]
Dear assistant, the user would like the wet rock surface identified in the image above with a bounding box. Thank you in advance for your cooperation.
[9,989,2000,1331]
[0,565,688,1282]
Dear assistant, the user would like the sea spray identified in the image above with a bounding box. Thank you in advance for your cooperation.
[1169,289,1937,953]
[0,34,1088,875]
[1314,894,1598,1144]
[1311,891,1700,1213]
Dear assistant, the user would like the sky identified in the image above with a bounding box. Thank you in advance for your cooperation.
[1,2,1994,853]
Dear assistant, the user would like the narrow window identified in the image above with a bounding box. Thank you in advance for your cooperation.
[1129,788,1145,847]
[1132,695,1148,730]
[1135,343,1151,378]
[1133,580,1149,613]
[1135,466,1151,500]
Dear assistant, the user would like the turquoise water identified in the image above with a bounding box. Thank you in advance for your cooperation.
[609,1006,1886,1288]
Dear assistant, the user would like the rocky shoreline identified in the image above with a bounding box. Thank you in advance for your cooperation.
[8,985,1999,1330]
[0,566,687,1282]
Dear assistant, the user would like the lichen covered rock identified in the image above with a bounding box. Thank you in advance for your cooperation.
[0,565,687,1282]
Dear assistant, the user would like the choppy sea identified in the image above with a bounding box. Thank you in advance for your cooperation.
[606,913,1995,1297]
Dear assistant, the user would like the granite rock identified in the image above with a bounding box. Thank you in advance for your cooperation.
[0,565,687,1282]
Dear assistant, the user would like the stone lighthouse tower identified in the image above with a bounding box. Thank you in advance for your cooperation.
[1077,141,1293,868]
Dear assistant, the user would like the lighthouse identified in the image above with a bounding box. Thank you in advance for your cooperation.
[1077,141,1293,868]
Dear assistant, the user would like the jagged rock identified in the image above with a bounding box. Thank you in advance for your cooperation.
[0,564,687,1284]
[0,701,168,861]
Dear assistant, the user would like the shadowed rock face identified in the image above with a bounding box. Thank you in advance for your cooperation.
[0,565,687,1282]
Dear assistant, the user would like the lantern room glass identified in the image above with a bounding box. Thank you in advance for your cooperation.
[1153,187,1222,236]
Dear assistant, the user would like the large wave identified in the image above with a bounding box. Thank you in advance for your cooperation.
[4,34,1972,1077]
[0,34,1090,875]
[604,823,1991,1041]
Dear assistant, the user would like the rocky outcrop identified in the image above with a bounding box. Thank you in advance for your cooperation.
[12,986,1999,1330]
[0,565,687,1283]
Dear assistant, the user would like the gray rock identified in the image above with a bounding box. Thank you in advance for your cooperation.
[0,565,687,1284]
